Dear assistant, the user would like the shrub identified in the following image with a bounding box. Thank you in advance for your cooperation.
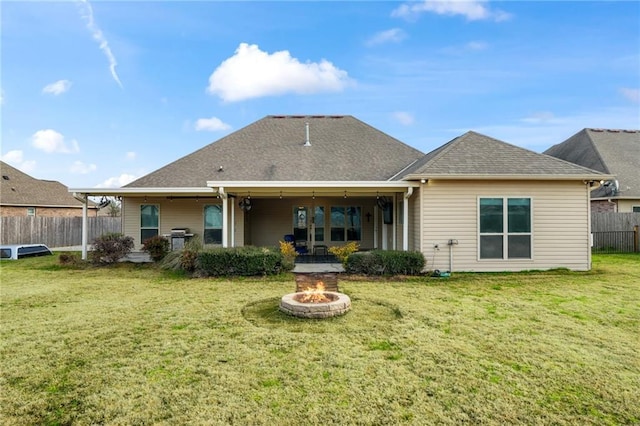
[90,233,134,264]
[279,240,297,272]
[196,246,284,277]
[328,242,359,265]
[58,252,81,266]
[346,250,425,276]
[142,235,170,262]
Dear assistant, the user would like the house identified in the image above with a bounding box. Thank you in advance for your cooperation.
[70,115,609,271]
[544,129,640,213]
[1,161,99,217]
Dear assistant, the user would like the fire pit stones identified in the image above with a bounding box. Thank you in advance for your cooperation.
[279,291,351,319]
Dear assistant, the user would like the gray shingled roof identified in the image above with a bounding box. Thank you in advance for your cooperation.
[126,115,425,188]
[544,129,640,198]
[0,161,88,207]
[396,131,606,179]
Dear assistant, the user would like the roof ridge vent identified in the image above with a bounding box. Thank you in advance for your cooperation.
[304,122,311,147]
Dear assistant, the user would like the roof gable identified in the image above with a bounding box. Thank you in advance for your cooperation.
[545,129,640,198]
[126,115,425,188]
[398,131,605,179]
[0,161,86,207]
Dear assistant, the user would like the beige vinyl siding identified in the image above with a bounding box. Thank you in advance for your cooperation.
[617,199,640,213]
[421,180,591,272]
[123,197,224,249]
[249,197,377,249]
[410,188,421,252]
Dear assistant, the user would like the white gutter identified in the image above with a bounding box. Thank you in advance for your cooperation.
[205,181,419,189]
[70,187,216,195]
[401,174,614,181]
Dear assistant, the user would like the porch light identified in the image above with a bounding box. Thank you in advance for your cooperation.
[344,190,347,199]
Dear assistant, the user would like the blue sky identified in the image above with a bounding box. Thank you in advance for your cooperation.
[2,0,639,189]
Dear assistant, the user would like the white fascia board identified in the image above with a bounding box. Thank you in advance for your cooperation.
[206,181,419,189]
[70,187,216,196]
[401,174,614,181]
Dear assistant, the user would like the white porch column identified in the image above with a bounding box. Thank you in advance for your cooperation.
[230,198,235,247]
[373,206,378,249]
[81,194,88,260]
[219,187,228,248]
[403,188,413,251]
[392,195,397,250]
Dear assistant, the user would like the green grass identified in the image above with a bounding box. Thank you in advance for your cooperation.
[1,253,639,425]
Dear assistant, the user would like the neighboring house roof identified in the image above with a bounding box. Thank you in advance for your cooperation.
[397,131,607,180]
[0,161,91,208]
[544,129,640,199]
[125,115,425,188]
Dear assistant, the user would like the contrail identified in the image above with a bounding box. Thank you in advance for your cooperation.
[77,0,123,88]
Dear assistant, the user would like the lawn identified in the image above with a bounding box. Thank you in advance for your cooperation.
[1,254,639,425]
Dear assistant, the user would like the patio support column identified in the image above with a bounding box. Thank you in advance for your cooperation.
[230,198,235,247]
[392,195,397,250]
[219,187,228,248]
[373,205,378,249]
[403,187,413,251]
[81,194,88,260]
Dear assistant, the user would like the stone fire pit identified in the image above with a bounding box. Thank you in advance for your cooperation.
[280,263,350,319]
[279,290,351,319]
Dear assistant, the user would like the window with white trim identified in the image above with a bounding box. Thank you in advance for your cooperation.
[140,204,159,243]
[204,205,223,244]
[331,206,361,242]
[633,206,640,213]
[26,207,35,216]
[479,197,531,259]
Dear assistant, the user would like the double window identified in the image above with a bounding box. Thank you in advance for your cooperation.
[331,206,361,242]
[479,197,531,259]
[140,205,159,242]
[204,205,223,244]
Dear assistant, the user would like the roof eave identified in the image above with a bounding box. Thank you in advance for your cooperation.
[69,187,216,196]
[401,173,614,181]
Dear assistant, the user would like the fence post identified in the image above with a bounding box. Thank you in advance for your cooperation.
[635,226,639,253]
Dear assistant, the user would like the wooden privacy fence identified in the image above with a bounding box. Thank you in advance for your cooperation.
[591,212,640,253]
[0,216,121,247]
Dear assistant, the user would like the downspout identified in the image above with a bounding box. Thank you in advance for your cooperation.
[403,187,413,251]
[219,187,228,248]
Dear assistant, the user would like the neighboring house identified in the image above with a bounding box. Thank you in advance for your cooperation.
[70,115,609,271]
[1,161,99,217]
[544,129,640,213]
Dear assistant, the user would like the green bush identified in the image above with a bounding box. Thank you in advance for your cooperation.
[346,250,425,276]
[90,233,134,264]
[196,246,284,277]
[142,235,170,262]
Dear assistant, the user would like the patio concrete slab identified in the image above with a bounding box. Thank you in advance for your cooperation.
[293,263,344,273]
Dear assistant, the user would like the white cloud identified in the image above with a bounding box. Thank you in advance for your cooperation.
[31,129,80,154]
[619,87,640,104]
[1,150,37,173]
[207,43,352,102]
[520,111,558,124]
[467,41,488,51]
[393,111,415,126]
[42,80,72,95]
[366,28,408,46]
[392,0,511,22]
[97,173,138,188]
[70,161,97,174]
[195,116,231,132]
[77,0,123,88]
[125,151,136,161]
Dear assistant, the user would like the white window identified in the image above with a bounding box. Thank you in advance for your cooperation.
[479,197,532,259]
[26,207,35,216]
[204,205,223,244]
[633,206,640,213]
[140,204,159,243]
[331,206,362,242]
